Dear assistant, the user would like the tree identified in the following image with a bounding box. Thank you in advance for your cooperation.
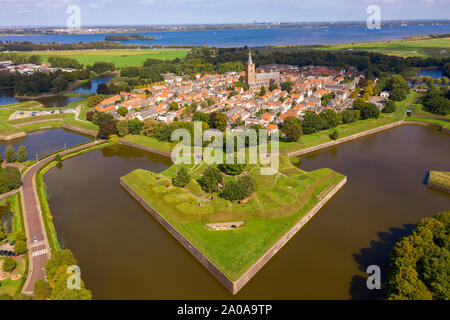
[55,154,62,163]
[4,145,16,163]
[2,257,16,272]
[301,111,325,134]
[219,175,255,201]
[360,103,380,119]
[210,112,227,131]
[383,100,397,113]
[320,109,342,129]
[87,94,105,108]
[281,117,302,142]
[172,167,190,187]
[0,167,21,192]
[92,112,114,125]
[342,110,360,124]
[14,240,27,254]
[198,166,223,193]
[98,120,118,139]
[169,101,179,111]
[259,86,266,96]
[193,112,210,124]
[385,75,410,101]
[128,119,143,135]
[15,231,26,242]
[386,210,449,300]
[34,279,51,300]
[45,250,77,282]
[116,120,129,137]
[17,145,27,162]
[117,107,128,117]
[281,81,294,93]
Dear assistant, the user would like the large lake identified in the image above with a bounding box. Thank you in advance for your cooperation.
[43,124,450,299]
[2,25,450,47]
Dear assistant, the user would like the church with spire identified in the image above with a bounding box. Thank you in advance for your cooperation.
[245,51,280,91]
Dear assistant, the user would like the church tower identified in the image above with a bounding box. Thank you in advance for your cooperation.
[245,51,256,87]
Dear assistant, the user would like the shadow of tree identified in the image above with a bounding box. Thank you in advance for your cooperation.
[349,224,415,300]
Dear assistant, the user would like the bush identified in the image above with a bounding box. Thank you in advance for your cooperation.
[383,100,397,113]
[14,240,27,254]
[329,130,339,141]
[172,167,190,187]
[2,257,16,272]
[220,163,246,176]
[220,175,256,201]
[198,166,223,193]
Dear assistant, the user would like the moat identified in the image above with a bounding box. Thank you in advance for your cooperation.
[42,124,449,299]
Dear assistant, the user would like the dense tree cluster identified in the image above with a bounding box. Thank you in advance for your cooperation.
[0,166,21,194]
[48,56,83,69]
[41,249,92,300]
[421,87,450,115]
[386,210,449,300]
[0,69,90,96]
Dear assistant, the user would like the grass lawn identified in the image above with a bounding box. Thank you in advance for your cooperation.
[122,134,173,153]
[25,49,190,68]
[428,171,450,189]
[0,109,23,135]
[121,155,345,281]
[279,91,414,154]
[312,37,450,58]
[0,193,27,297]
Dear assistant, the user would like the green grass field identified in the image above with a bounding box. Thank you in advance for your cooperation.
[0,193,27,297]
[312,37,450,58]
[26,49,190,68]
[279,91,414,154]
[121,156,345,280]
[428,171,450,189]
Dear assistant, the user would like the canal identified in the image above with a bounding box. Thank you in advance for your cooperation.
[42,124,449,299]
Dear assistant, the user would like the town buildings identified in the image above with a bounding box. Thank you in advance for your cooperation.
[95,63,364,132]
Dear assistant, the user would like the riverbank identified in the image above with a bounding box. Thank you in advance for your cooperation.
[427,171,450,193]
[120,156,346,294]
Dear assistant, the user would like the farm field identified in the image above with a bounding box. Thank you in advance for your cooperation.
[311,37,450,58]
[24,49,190,67]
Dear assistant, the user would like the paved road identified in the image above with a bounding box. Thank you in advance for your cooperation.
[21,140,101,294]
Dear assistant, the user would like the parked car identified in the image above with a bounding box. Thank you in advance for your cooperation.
[10,241,15,246]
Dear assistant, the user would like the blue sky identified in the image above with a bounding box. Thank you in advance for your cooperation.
[0,0,449,27]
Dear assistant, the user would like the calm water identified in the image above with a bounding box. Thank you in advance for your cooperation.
[0,87,83,107]
[72,76,115,94]
[418,69,444,78]
[2,25,450,47]
[0,128,92,160]
[43,125,449,299]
